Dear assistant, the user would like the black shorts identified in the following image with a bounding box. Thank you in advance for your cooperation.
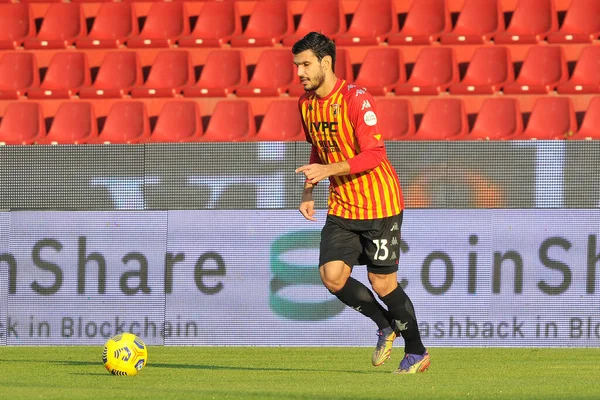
[319,211,403,275]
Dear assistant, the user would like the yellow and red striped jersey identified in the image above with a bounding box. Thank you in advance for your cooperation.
[298,79,404,220]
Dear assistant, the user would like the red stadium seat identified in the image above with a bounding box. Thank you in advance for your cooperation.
[353,47,405,96]
[37,102,97,145]
[0,102,45,145]
[202,100,256,142]
[414,98,468,140]
[89,101,150,144]
[0,52,39,99]
[494,0,558,44]
[148,101,203,143]
[76,2,138,49]
[254,99,303,141]
[288,48,352,97]
[230,0,293,47]
[441,0,504,44]
[335,48,354,84]
[574,97,600,139]
[127,2,189,48]
[503,46,567,94]
[28,52,91,99]
[375,98,415,140]
[130,50,194,98]
[556,45,600,94]
[547,0,600,43]
[387,0,451,45]
[466,98,523,140]
[178,1,242,48]
[335,0,398,45]
[0,3,34,49]
[514,97,577,140]
[183,49,247,97]
[450,46,514,94]
[283,0,346,46]
[236,49,296,97]
[23,3,85,49]
[79,51,142,99]
[395,47,458,95]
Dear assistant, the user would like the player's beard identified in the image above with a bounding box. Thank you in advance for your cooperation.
[303,68,326,92]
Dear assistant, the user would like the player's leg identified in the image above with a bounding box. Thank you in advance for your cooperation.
[320,261,390,331]
[319,216,391,335]
[369,271,429,373]
[363,269,400,367]
[369,272,426,355]
[362,212,429,372]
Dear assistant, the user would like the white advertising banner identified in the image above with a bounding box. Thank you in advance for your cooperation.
[3,211,167,345]
[1,209,599,347]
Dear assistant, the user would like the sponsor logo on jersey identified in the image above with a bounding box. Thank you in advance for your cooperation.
[317,139,341,154]
[310,121,339,134]
[364,111,377,126]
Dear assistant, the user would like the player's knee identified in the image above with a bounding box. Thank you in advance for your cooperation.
[319,264,349,293]
[319,272,345,292]
[369,274,397,297]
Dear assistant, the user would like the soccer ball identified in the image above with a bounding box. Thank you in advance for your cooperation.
[102,333,148,376]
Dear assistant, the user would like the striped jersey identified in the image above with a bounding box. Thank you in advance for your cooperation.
[298,79,404,220]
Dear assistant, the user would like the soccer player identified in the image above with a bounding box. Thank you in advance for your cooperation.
[292,32,430,374]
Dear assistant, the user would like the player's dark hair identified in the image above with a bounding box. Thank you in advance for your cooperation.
[291,32,336,72]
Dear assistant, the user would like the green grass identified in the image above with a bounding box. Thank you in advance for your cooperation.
[0,347,599,399]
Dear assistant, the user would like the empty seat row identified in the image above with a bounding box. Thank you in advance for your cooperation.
[377,96,597,141]
[1,0,599,50]
[1,96,599,145]
[0,99,304,145]
[1,45,599,100]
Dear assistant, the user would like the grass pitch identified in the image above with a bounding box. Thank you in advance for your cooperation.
[0,347,599,399]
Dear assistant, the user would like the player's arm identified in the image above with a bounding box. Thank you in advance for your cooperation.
[296,97,341,187]
[296,158,349,185]
[296,98,320,220]
[345,91,386,174]
[296,91,385,184]
[296,135,350,184]
[297,145,321,221]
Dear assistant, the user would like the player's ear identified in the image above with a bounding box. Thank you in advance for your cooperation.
[322,55,333,71]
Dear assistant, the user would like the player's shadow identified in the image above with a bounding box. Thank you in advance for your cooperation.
[53,360,98,366]
[0,359,97,366]
[0,358,391,375]
[150,362,383,375]
[70,372,110,376]
[0,359,127,376]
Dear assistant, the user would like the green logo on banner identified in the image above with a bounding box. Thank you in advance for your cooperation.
[269,231,345,320]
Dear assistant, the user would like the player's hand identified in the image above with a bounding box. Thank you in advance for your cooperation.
[299,191,317,221]
[295,163,331,184]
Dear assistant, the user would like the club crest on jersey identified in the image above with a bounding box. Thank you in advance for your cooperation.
[331,103,340,117]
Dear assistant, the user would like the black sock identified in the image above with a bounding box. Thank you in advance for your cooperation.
[331,277,390,330]
[380,285,426,355]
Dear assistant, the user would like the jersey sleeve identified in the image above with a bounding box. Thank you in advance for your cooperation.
[345,89,386,174]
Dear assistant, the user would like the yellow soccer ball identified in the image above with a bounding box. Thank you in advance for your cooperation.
[102,333,148,376]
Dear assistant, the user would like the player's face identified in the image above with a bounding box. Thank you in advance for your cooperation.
[293,50,326,92]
